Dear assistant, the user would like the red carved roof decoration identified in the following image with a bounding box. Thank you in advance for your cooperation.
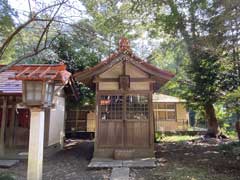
[118,37,132,53]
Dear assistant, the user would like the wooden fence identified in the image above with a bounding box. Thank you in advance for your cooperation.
[65,110,88,133]
[154,119,189,132]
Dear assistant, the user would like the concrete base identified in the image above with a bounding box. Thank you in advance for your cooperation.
[88,158,122,168]
[110,168,129,180]
[88,158,156,168]
[94,148,154,159]
[0,160,19,168]
[122,159,156,168]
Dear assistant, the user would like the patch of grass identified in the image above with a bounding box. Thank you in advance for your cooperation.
[224,131,238,140]
[157,135,200,143]
[0,173,16,180]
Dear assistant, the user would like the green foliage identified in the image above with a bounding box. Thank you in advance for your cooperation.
[51,34,100,107]
[81,0,142,45]
[51,35,100,72]
[0,173,15,180]
[182,50,221,106]
[224,87,240,116]
[148,37,189,74]
[194,108,207,128]
[66,83,95,108]
[214,103,230,128]
[131,0,240,134]
[0,0,16,63]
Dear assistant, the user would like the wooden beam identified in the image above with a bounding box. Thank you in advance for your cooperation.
[16,67,30,78]
[128,59,173,80]
[27,67,41,78]
[74,54,124,81]
[0,96,7,155]
[93,77,155,83]
[44,108,50,147]
[50,72,58,80]
[39,67,51,78]
[123,60,126,76]
[97,90,152,95]
[0,105,19,108]
[149,92,154,147]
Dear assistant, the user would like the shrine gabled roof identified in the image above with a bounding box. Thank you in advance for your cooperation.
[0,64,72,95]
[74,38,174,88]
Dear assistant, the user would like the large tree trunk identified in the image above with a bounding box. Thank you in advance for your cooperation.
[204,103,220,137]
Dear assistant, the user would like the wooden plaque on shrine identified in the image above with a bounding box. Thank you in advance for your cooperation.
[119,75,130,90]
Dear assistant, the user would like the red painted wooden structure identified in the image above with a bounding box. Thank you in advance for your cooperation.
[0,63,72,149]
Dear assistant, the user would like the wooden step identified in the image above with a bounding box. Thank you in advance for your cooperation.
[114,149,134,160]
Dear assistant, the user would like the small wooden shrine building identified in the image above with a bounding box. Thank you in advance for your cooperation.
[74,38,174,159]
[153,94,189,132]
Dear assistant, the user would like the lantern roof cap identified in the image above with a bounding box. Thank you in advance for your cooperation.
[8,63,71,85]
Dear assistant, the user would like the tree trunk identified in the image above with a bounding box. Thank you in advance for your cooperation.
[235,112,240,141]
[204,103,220,137]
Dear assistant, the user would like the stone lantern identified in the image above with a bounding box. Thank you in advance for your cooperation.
[12,64,71,180]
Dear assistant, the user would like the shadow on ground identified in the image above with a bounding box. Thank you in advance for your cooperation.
[1,139,240,180]
[130,139,240,180]
[0,141,110,180]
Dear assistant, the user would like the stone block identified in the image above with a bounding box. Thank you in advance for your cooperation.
[0,160,19,168]
[110,167,129,180]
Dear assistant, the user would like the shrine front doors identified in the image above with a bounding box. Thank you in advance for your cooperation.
[97,93,151,149]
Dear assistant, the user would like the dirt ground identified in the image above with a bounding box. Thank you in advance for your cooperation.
[131,139,240,180]
[1,139,240,180]
[0,141,110,180]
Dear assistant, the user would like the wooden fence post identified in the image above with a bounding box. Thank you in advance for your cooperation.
[0,96,7,156]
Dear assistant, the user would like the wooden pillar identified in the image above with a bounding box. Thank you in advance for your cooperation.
[9,97,16,147]
[44,108,50,147]
[27,108,45,180]
[149,92,154,148]
[0,96,7,156]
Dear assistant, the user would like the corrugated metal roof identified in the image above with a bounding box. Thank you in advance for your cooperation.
[153,93,186,103]
[0,69,22,95]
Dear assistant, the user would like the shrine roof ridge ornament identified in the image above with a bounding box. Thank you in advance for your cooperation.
[118,37,132,54]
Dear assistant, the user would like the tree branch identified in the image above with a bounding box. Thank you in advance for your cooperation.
[0,0,68,60]
[0,47,47,73]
